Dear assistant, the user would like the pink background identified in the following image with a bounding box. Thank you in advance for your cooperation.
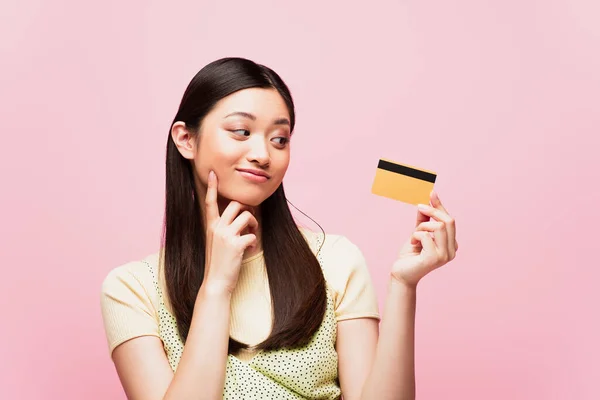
[1,0,599,399]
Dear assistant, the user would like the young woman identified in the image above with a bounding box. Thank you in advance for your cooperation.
[100,57,458,400]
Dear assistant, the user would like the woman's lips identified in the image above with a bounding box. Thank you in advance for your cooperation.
[236,169,270,183]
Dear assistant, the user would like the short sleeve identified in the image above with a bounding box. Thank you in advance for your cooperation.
[100,262,160,357]
[320,235,381,322]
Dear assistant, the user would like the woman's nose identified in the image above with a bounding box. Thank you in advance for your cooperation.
[245,137,270,166]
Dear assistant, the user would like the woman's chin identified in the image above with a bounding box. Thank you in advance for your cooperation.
[219,191,268,208]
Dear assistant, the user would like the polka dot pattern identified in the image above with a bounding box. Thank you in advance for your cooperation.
[146,233,342,399]
[145,260,184,372]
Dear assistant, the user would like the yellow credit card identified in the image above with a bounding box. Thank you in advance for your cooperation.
[371,159,437,205]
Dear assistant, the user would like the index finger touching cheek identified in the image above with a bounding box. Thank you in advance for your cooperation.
[205,170,219,223]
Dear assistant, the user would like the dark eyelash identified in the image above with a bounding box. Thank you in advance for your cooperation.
[231,129,250,136]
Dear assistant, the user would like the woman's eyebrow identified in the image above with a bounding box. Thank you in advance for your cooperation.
[225,112,290,126]
[273,117,290,126]
[225,111,256,120]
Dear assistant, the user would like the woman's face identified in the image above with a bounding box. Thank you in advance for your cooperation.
[173,88,292,207]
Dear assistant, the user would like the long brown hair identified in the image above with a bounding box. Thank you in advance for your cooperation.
[162,57,327,353]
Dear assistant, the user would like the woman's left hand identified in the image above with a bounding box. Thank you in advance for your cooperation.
[391,191,458,288]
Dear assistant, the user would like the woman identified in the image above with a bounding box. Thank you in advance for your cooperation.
[101,57,458,400]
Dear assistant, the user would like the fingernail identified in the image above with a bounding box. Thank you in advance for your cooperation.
[208,171,215,181]
[431,190,439,201]
[417,204,428,210]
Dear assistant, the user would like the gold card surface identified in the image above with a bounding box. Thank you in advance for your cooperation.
[371,159,437,205]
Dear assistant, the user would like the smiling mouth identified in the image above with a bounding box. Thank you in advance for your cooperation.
[236,168,271,179]
[236,169,270,183]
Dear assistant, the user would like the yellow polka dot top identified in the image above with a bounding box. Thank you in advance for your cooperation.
[101,228,381,399]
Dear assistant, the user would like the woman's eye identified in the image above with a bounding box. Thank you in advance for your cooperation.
[272,137,289,146]
[231,129,250,137]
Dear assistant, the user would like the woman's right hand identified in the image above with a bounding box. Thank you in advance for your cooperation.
[202,170,258,295]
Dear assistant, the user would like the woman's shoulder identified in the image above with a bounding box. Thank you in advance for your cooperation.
[299,226,380,320]
[298,226,369,280]
[100,252,163,355]
[101,252,161,302]
[298,226,363,259]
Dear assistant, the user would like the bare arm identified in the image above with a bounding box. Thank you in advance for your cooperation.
[112,284,232,400]
[363,281,417,400]
[111,171,258,400]
[337,280,416,400]
[338,192,458,400]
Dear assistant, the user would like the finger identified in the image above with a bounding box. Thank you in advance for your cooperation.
[412,231,437,255]
[417,208,455,259]
[219,201,245,225]
[416,219,447,252]
[432,222,448,257]
[417,203,448,222]
[238,233,258,250]
[229,210,259,236]
[430,191,458,255]
[413,221,435,244]
[415,208,430,228]
[418,202,455,237]
[415,221,444,232]
[205,171,220,223]
[410,235,422,246]
[430,190,449,214]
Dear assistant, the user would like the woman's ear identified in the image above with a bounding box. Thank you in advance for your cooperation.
[171,121,196,160]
